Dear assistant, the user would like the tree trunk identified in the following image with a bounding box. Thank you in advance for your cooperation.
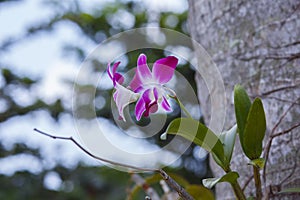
[188,0,300,199]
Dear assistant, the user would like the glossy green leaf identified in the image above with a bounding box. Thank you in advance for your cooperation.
[243,98,266,159]
[219,124,237,166]
[202,171,239,189]
[166,118,225,166]
[184,185,214,200]
[248,158,265,169]
[234,85,251,154]
[212,152,227,171]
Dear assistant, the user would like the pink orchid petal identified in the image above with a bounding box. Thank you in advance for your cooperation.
[107,63,113,80]
[135,97,146,121]
[135,88,160,120]
[152,56,178,84]
[148,103,158,114]
[129,69,143,92]
[137,54,152,79]
[153,87,159,101]
[114,83,139,121]
[143,88,159,117]
[107,62,123,86]
[112,61,121,75]
[161,96,172,111]
[142,88,152,104]
[129,54,152,92]
[114,73,124,85]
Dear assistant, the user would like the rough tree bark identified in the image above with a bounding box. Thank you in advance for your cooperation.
[188,0,300,199]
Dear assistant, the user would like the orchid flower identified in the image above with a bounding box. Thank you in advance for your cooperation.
[107,53,178,121]
[107,62,139,121]
[129,54,178,120]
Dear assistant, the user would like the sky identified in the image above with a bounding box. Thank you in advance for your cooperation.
[0,0,189,190]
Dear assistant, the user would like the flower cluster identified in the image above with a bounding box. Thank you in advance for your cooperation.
[107,53,178,121]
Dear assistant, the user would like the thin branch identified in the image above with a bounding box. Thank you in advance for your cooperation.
[242,175,254,192]
[263,122,300,182]
[279,157,297,186]
[270,122,300,139]
[252,3,300,36]
[264,96,300,105]
[270,99,299,136]
[33,128,194,200]
[261,85,300,96]
[236,52,300,62]
[34,128,154,172]
[270,40,300,49]
[263,99,299,181]
[158,169,194,200]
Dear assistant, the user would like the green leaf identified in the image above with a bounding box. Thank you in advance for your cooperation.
[219,124,237,166]
[234,85,251,155]
[202,172,239,189]
[212,153,227,171]
[243,98,266,159]
[184,185,214,200]
[165,118,225,167]
[248,158,265,169]
[278,188,300,194]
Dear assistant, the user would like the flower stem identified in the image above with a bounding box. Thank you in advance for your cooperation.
[172,96,193,119]
[253,165,262,200]
[226,168,246,200]
[230,180,247,200]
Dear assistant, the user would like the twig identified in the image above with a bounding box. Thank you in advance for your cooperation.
[279,158,297,186]
[270,100,298,136]
[33,128,194,200]
[263,122,300,182]
[131,174,160,200]
[33,128,154,172]
[270,123,300,138]
[261,85,300,96]
[158,169,194,200]
[242,175,254,192]
[263,99,299,182]
[264,96,300,105]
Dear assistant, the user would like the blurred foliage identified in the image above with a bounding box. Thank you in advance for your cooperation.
[0,68,64,122]
[0,0,211,199]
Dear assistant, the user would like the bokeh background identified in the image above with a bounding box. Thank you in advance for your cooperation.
[0,0,212,199]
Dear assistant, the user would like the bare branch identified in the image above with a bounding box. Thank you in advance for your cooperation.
[34,128,154,172]
[270,122,300,139]
[265,96,300,105]
[263,98,299,181]
[33,128,195,200]
[263,122,300,182]
[252,3,300,36]
[261,85,300,96]
[270,99,299,135]
[158,169,194,200]
[236,52,300,62]
[279,156,298,186]
[270,40,300,49]
[242,175,254,192]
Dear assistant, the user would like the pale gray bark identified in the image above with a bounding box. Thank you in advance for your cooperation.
[188,0,300,199]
